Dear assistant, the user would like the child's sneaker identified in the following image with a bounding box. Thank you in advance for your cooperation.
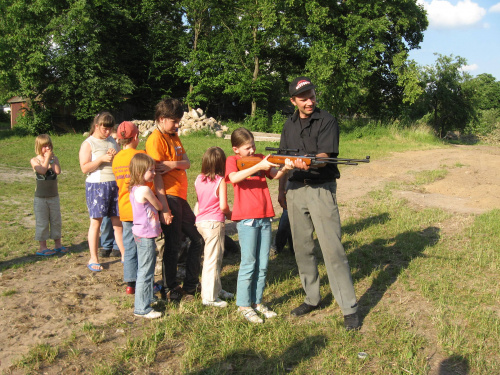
[219,289,234,300]
[240,308,263,324]
[134,310,162,319]
[255,304,277,319]
[202,298,228,308]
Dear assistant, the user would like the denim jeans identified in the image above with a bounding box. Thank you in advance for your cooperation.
[160,196,204,292]
[100,216,118,251]
[236,218,272,307]
[122,221,137,282]
[133,236,157,315]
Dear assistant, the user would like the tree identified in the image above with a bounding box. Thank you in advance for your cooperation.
[419,54,478,137]
[0,0,185,132]
[472,73,500,111]
[303,0,428,118]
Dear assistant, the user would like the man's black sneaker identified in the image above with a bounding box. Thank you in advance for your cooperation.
[290,303,319,317]
[344,312,360,331]
[100,249,111,258]
[110,249,121,257]
[165,286,184,303]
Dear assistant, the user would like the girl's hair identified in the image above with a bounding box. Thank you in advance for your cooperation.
[154,98,184,122]
[128,153,155,191]
[89,112,115,134]
[201,147,226,182]
[230,127,254,148]
[34,134,53,155]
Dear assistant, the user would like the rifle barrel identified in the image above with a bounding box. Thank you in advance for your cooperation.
[315,156,370,163]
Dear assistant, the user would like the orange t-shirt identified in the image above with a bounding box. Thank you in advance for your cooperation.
[145,129,188,200]
[112,148,152,222]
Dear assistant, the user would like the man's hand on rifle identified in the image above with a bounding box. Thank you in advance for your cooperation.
[293,158,310,170]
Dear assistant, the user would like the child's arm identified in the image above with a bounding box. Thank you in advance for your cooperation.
[156,153,191,174]
[217,178,232,220]
[144,188,163,211]
[269,158,294,180]
[78,141,114,174]
[52,155,61,175]
[153,172,173,225]
[227,155,279,184]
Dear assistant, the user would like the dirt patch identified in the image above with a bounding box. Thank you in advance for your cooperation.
[0,144,499,372]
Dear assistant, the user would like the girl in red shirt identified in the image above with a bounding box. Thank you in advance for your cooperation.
[225,128,293,323]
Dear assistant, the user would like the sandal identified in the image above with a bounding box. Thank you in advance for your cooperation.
[255,304,277,319]
[87,263,103,272]
[240,308,263,324]
[55,246,69,254]
[36,249,57,256]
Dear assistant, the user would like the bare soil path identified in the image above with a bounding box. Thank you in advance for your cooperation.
[0,144,499,373]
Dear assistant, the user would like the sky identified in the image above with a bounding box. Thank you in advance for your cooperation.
[409,0,500,80]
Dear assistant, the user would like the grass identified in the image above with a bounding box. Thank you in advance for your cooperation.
[0,123,498,374]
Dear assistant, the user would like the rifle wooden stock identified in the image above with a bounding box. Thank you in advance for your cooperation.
[236,155,312,170]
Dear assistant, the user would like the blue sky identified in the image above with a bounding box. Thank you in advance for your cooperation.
[409,0,500,80]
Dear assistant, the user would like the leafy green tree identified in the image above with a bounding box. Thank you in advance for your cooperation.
[303,0,428,118]
[472,73,500,111]
[0,0,185,132]
[419,54,478,137]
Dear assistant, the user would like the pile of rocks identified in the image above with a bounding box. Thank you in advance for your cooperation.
[132,108,228,138]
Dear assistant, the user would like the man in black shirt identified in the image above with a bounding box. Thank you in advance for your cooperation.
[278,77,360,331]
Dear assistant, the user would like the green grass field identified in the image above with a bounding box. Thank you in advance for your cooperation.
[0,124,498,374]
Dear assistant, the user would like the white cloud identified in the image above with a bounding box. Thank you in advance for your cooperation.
[490,3,500,13]
[460,63,479,72]
[418,0,486,28]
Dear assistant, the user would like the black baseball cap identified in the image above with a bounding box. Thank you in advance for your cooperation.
[289,76,316,96]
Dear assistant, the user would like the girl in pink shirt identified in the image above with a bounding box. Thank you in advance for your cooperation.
[195,147,232,307]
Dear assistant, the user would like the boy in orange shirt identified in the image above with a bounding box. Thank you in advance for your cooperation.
[146,98,204,302]
[113,121,170,294]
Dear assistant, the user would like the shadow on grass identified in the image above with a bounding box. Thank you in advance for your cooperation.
[439,354,469,375]
[189,334,327,375]
[347,225,440,324]
[0,240,90,271]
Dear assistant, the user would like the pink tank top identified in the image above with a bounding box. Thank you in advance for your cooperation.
[130,186,161,238]
[194,174,225,223]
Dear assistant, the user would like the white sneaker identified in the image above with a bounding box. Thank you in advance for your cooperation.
[134,310,162,319]
[240,308,263,324]
[255,304,277,319]
[219,289,234,300]
[202,298,228,308]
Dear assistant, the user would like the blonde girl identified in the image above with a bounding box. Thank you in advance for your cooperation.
[30,134,67,255]
[128,153,163,319]
[194,147,232,308]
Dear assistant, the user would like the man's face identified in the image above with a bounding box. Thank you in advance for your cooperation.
[290,89,316,118]
[159,117,181,134]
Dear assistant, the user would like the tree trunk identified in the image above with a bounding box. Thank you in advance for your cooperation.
[251,27,259,117]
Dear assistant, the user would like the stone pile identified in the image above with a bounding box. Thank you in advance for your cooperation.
[132,108,228,138]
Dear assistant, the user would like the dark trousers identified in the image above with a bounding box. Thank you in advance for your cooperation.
[160,195,204,292]
[275,209,294,253]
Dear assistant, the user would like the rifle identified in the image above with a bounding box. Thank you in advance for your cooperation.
[236,147,370,170]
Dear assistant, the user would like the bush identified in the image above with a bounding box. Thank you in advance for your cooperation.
[243,109,287,133]
[466,109,499,135]
[14,105,53,135]
[0,110,10,123]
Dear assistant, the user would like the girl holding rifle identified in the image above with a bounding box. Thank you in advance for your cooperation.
[225,127,294,323]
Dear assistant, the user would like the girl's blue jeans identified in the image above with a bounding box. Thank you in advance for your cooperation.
[133,235,157,315]
[236,218,272,307]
